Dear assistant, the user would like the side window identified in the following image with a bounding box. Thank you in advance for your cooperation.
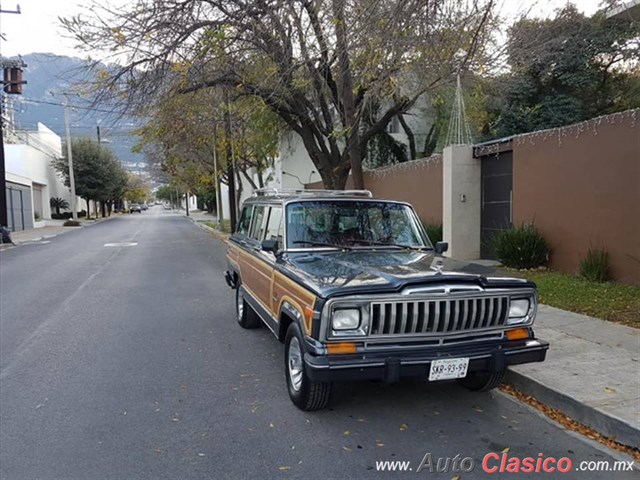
[264,207,283,244]
[237,205,253,235]
[249,205,268,241]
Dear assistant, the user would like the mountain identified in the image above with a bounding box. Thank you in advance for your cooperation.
[8,53,144,170]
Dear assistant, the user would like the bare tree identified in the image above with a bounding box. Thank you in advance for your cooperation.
[63,0,496,189]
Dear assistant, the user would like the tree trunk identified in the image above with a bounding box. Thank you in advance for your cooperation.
[86,199,90,218]
[398,114,417,159]
[333,0,364,190]
[185,192,190,216]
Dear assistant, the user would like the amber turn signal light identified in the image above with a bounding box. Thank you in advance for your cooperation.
[505,328,530,341]
[327,343,357,354]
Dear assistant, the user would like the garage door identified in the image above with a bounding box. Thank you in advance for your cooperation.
[6,182,33,231]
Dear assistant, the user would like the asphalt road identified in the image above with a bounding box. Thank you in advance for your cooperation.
[0,208,635,480]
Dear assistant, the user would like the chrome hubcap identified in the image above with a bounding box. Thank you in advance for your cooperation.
[288,337,303,392]
[237,289,244,322]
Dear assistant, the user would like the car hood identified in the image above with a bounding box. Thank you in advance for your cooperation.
[280,250,533,298]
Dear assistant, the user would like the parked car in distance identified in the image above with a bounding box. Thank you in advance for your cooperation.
[129,204,142,213]
[225,188,549,411]
[141,203,149,211]
[163,204,172,210]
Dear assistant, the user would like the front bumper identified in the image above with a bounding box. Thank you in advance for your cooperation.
[304,338,549,383]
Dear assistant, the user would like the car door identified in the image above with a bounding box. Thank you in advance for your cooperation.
[243,204,273,310]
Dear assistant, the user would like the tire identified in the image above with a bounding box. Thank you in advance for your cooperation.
[457,369,507,392]
[285,323,332,411]
[235,283,261,329]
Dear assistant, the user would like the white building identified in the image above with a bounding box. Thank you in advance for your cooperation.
[4,122,79,230]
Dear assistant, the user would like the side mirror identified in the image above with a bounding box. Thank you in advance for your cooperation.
[435,241,448,255]
[261,239,279,254]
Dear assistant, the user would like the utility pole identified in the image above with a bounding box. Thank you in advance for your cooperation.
[0,4,23,241]
[63,94,78,220]
[223,92,237,232]
[212,130,222,229]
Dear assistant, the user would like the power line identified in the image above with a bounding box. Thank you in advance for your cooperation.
[16,97,130,116]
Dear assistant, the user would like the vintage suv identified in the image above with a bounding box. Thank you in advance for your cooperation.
[225,189,548,411]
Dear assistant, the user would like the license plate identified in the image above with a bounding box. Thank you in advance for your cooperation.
[429,357,469,381]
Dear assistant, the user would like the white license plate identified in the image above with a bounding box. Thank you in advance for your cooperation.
[429,357,469,381]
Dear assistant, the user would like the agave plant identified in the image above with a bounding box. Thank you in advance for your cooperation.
[50,197,70,216]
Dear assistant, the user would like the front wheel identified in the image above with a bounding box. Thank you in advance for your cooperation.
[285,323,332,411]
[457,369,507,392]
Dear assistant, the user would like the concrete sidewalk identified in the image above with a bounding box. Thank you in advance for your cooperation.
[509,306,639,447]
[1,216,118,249]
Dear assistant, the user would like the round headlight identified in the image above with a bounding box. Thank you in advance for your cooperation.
[332,309,361,330]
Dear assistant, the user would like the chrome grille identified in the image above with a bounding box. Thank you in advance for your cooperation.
[370,297,509,336]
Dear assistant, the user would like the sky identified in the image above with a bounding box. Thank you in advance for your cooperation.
[0,0,607,59]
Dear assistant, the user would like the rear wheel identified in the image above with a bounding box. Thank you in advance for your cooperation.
[457,369,507,392]
[285,323,332,411]
[235,283,261,329]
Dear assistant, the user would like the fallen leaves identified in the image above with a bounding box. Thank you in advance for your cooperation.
[604,386,617,393]
[399,423,408,431]
[342,446,352,452]
[278,466,291,471]
[500,384,640,462]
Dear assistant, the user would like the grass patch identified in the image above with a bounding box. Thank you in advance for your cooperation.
[201,220,231,233]
[505,268,640,328]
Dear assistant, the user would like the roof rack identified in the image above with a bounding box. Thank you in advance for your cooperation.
[252,188,373,198]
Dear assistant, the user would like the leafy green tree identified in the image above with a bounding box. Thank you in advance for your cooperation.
[483,6,640,138]
[124,174,151,204]
[156,185,178,205]
[52,138,128,216]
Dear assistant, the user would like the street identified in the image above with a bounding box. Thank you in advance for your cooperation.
[0,210,635,480]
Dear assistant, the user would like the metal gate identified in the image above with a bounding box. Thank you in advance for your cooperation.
[480,151,513,259]
[6,182,33,231]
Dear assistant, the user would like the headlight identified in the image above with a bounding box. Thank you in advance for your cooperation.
[332,309,361,330]
[507,298,531,324]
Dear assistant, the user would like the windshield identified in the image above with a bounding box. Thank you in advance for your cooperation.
[285,201,431,250]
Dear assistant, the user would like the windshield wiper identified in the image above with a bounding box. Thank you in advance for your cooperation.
[349,239,432,251]
[291,240,352,251]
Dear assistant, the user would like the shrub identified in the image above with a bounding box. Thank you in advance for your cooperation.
[34,212,41,221]
[62,212,73,219]
[63,220,81,227]
[424,223,443,243]
[580,247,610,282]
[493,223,550,269]
[49,197,69,215]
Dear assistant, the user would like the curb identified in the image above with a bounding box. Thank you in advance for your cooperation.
[506,369,639,447]
[186,216,230,243]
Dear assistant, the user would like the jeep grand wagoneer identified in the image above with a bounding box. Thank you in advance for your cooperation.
[225,189,548,411]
